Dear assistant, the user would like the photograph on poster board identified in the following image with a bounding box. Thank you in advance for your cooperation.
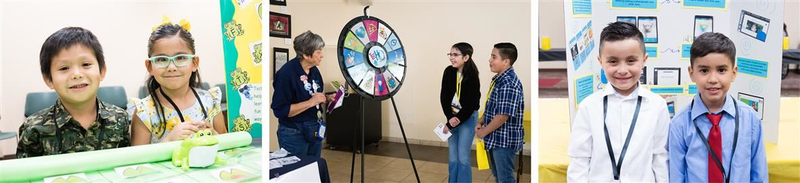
[662,95,677,119]
[570,44,578,61]
[738,10,770,42]
[654,67,680,85]
[273,47,289,78]
[694,15,714,39]
[638,16,658,43]
[640,66,647,84]
[668,101,675,118]
[617,16,637,26]
[738,92,765,119]
[568,21,595,70]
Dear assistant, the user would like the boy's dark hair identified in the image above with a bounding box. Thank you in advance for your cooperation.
[690,32,736,66]
[493,42,518,66]
[452,42,479,77]
[39,27,106,81]
[145,23,203,137]
[599,22,645,54]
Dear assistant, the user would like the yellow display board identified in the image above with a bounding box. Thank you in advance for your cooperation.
[219,0,263,138]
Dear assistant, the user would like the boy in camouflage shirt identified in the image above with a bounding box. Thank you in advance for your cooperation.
[17,27,130,158]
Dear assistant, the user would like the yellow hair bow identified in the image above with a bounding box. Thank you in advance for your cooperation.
[152,15,191,32]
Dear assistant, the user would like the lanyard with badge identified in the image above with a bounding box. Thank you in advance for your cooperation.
[159,87,209,124]
[688,95,739,183]
[481,78,497,125]
[53,100,104,153]
[303,74,326,139]
[451,72,463,115]
[601,95,643,181]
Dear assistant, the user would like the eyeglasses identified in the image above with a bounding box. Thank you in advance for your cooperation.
[446,53,462,58]
[148,54,195,68]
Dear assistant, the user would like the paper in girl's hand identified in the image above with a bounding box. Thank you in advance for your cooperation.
[433,123,452,141]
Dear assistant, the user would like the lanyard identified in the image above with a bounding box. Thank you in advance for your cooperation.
[53,99,104,153]
[688,96,739,183]
[477,79,497,135]
[160,87,208,122]
[602,95,643,181]
[456,72,462,101]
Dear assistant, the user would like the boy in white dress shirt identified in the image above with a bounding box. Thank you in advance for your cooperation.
[567,22,670,182]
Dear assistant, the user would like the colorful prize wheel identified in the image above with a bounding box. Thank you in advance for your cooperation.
[337,16,407,101]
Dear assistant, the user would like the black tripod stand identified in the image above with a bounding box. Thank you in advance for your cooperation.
[349,96,420,183]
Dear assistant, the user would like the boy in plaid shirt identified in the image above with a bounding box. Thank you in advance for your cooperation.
[476,42,524,183]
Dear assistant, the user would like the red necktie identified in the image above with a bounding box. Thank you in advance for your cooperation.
[706,113,724,183]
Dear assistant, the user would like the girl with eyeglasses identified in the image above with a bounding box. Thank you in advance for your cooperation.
[440,42,481,182]
[127,18,227,145]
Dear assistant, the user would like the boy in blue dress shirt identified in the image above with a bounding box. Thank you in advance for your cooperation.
[668,32,768,182]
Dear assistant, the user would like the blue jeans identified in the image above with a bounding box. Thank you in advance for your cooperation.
[277,121,322,158]
[488,147,517,183]
[448,111,478,183]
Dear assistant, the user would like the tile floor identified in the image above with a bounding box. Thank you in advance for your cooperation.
[322,141,531,183]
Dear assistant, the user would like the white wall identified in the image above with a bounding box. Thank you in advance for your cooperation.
[539,0,567,49]
[787,0,800,48]
[0,0,228,156]
[0,1,5,156]
[269,1,532,151]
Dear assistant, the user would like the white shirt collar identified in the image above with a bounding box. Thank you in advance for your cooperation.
[602,83,641,101]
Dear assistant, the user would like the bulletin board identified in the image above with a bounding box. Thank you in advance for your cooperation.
[563,0,784,143]
[220,0,263,138]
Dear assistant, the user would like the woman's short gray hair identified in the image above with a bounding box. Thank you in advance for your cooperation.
[293,30,325,58]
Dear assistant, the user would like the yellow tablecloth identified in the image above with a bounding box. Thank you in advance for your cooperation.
[538,98,800,182]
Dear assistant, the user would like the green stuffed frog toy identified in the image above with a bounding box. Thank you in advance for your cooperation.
[172,129,226,171]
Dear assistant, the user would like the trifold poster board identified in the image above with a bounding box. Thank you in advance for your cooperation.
[220,0,264,138]
[563,0,783,143]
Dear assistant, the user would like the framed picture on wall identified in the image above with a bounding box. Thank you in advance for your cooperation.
[273,47,289,78]
[269,12,291,38]
[270,0,286,6]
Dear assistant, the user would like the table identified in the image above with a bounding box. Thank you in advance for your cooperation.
[269,153,330,182]
[23,146,262,183]
[539,48,567,62]
[537,98,800,182]
[0,132,261,182]
[783,49,800,79]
